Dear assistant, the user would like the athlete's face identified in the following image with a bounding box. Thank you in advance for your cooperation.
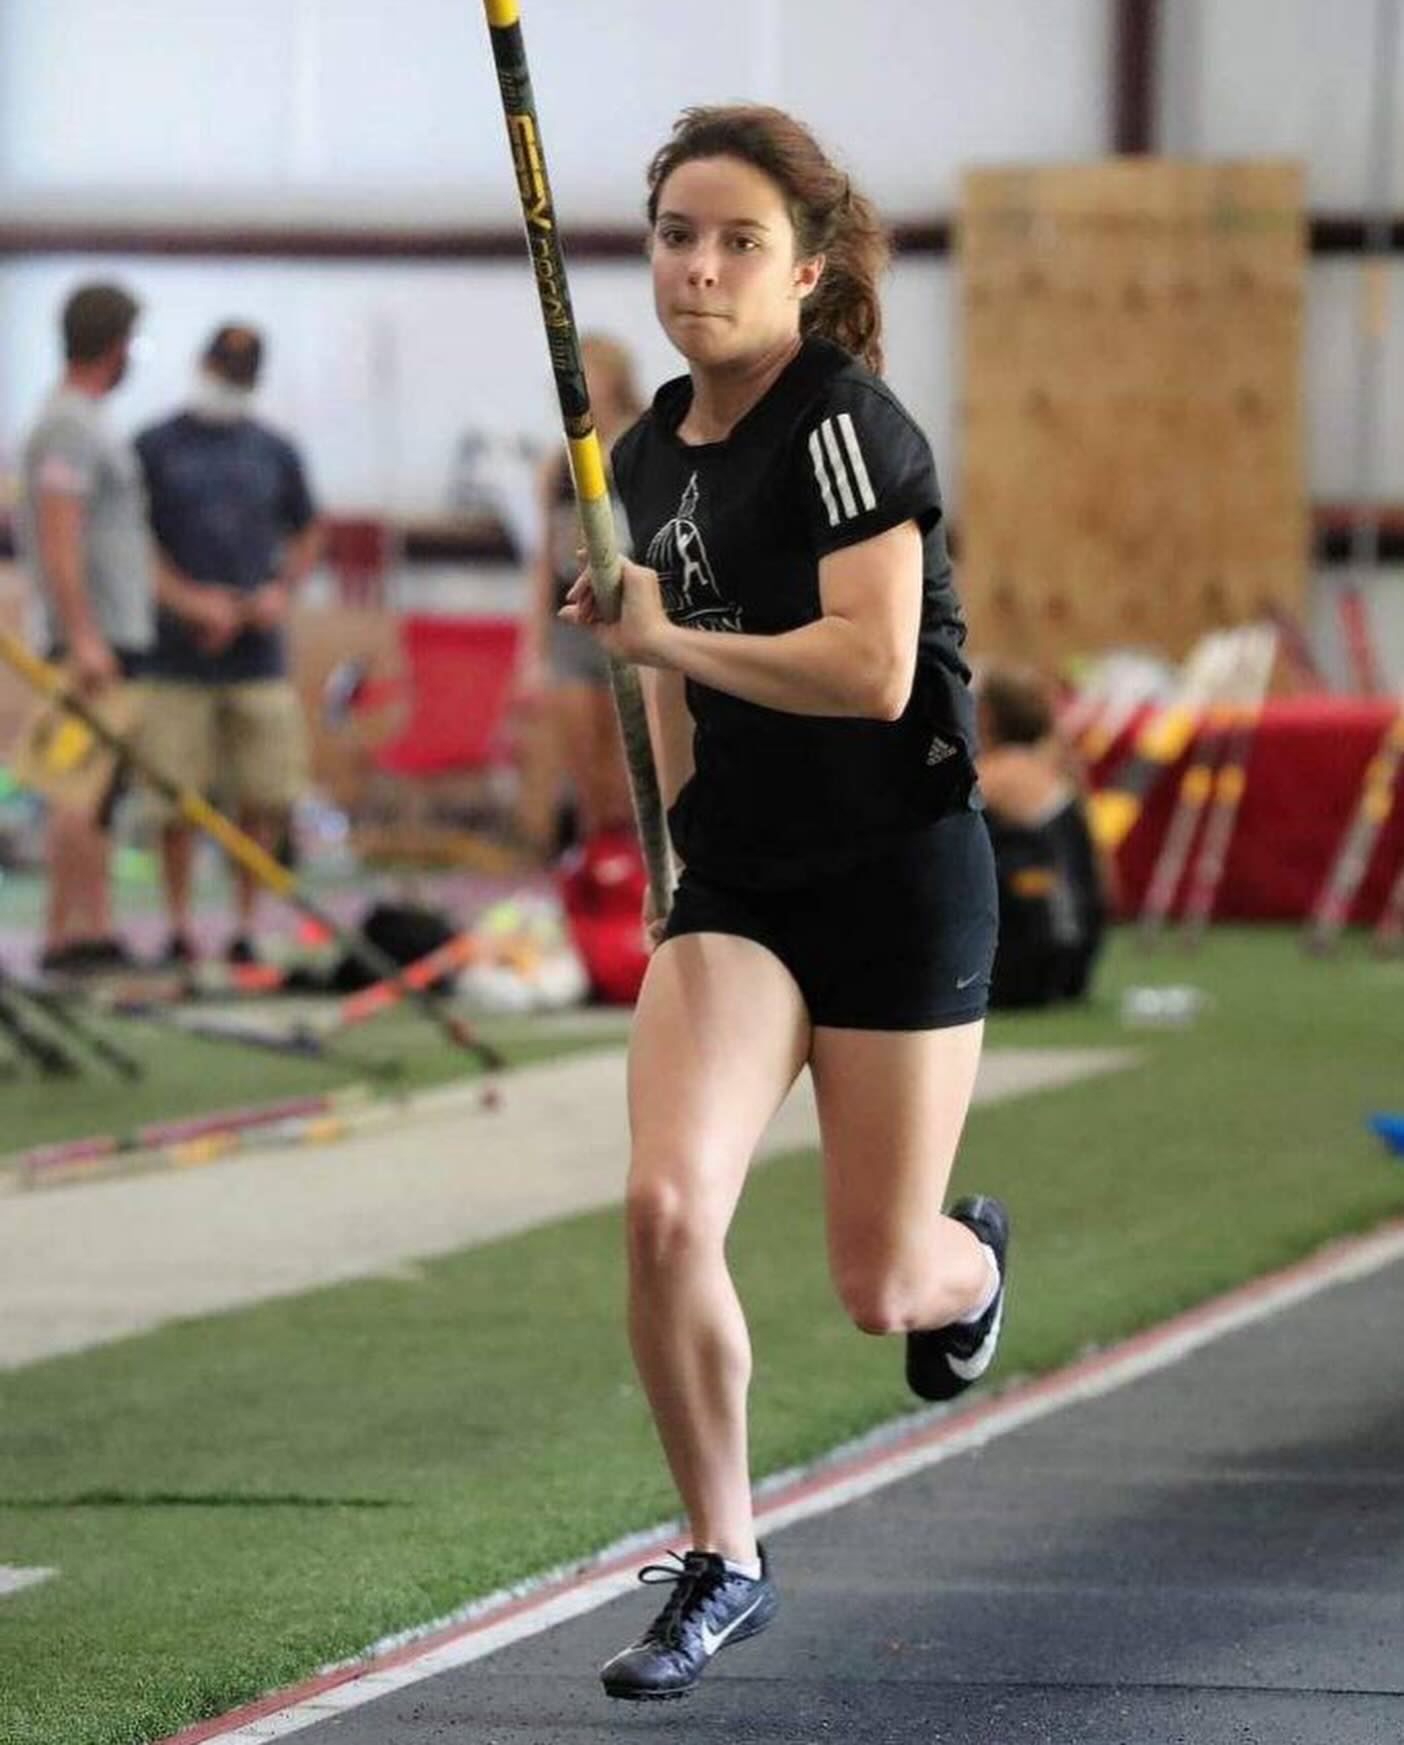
[650,156,823,368]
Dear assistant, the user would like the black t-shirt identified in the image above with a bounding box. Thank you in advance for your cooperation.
[610,335,979,888]
[136,412,317,683]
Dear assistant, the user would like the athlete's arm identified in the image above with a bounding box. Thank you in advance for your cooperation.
[562,519,922,721]
[643,666,695,810]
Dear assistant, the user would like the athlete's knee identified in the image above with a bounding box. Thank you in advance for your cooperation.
[625,1167,722,1271]
[832,1265,920,1337]
[833,1256,976,1336]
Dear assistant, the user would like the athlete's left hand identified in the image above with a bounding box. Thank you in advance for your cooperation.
[559,557,673,667]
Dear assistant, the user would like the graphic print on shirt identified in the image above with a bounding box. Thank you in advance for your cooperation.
[645,472,744,633]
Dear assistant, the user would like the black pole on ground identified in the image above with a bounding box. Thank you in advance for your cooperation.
[1,964,144,1080]
[0,987,81,1077]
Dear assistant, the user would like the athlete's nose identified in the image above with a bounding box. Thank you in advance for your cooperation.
[686,243,721,287]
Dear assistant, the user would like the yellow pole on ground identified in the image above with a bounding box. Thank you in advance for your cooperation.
[0,628,500,1065]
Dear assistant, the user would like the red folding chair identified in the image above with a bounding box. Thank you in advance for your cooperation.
[352,614,524,871]
[373,614,520,780]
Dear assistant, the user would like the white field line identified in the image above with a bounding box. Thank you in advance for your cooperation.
[0,1565,55,1599]
[158,1214,1404,1745]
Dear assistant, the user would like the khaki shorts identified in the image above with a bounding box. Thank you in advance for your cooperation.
[9,673,145,823]
[138,679,307,819]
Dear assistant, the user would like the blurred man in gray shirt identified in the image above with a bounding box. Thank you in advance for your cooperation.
[17,281,152,973]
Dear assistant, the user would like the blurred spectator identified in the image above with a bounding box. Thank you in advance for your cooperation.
[977,661,1106,1008]
[515,334,641,847]
[135,323,322,963]
[16,281,150,973]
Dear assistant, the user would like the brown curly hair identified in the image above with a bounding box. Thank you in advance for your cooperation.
[645,105,890,375]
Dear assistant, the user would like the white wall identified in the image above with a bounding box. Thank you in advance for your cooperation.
[1163,0,1404,205]
[2,0,1404,557]
[1307,261,1404,502]
[0,0,1099,512]
[0,0,1106,220]
[1161,0,1404,512]
[1312,569,1404,691]
[0,252,958,522]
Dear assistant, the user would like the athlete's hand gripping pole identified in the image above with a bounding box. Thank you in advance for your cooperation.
[482,0,674,923]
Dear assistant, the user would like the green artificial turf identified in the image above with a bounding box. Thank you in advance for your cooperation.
[1,927,1401,1744]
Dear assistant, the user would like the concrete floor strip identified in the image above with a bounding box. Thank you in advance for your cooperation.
[0,1045,1134,1368]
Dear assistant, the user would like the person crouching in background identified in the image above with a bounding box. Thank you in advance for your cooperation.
[135,324,322,965]
[977,661,1107,1009]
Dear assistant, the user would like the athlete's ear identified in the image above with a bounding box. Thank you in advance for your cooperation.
[793,252,825,303]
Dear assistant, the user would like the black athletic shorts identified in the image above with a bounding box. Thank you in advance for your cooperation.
[663,809,999,1030]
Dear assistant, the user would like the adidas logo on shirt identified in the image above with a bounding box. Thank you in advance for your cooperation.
[807,412,877,527]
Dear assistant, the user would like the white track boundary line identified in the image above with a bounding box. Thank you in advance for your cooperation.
[0,1565,55,1599]
[159,1215,1404,1744]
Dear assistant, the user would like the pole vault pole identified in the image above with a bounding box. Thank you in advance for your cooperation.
[481,0,673,921]
[0,631,501,1068]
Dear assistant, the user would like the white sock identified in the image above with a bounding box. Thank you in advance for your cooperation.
[955,1240,1001,1325]
[721,1554,762,1581]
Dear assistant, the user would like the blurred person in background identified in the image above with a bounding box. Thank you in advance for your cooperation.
[136,323,322,965]
[17,281,151,974]
[977,660,1106,1008]
[515,333,640,849]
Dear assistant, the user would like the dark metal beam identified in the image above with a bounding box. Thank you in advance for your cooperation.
[1112,0,1161,154]
[2,507,1399,567]
[7,213,1404,261]
[0,218,953,262]
[0,222,639,263]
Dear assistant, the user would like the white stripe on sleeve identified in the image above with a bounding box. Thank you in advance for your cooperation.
[836,412,877,511]
[820,418,859,519]
[808,428,840,527]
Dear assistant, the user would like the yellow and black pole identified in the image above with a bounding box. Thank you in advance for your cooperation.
[0,629,501,1068]
[482,0,673,921]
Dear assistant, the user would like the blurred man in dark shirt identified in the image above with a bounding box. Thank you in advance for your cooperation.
[136,324,322,963]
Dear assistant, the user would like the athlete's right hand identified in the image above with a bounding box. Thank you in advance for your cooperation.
[560,558,672,668]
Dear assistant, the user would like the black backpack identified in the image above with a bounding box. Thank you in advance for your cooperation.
[327,900,458,993]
